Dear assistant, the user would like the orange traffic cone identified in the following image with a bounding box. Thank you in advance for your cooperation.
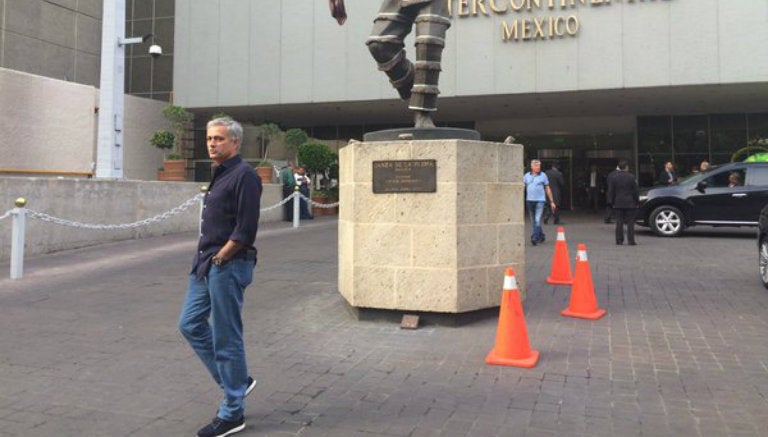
[561,244,606,320]
[485,267,540,368]
[546,227,573,285]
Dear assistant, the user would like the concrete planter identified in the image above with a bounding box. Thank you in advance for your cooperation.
[255,166,274,184]
[311,194,337,216]
[157,160,186,181]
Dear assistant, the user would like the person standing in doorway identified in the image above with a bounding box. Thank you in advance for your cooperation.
[524,159,556,245]
[179,117,261,437]
[587,165,600,212]
[543,161,565,225]
[604,164,620,224]
[606,160,639,246]
[657,161,678,185]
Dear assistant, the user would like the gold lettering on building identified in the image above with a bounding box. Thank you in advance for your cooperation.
[502,15,578,41]
[447,0,669,41]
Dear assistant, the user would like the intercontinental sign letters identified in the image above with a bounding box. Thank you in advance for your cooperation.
[447,0,670,42]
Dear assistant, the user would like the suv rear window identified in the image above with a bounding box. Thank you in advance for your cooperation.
[747,166,768,186]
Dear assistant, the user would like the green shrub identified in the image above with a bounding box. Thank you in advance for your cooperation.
[149,130,175,150]
[298,143,337,189]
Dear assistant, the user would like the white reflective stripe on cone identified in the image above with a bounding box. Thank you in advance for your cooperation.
[557,232,565,241]
[503,274,518,291]
[577,250,587,262]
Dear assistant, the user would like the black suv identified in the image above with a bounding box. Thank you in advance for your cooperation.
[637,162,768,237]
[758,204,768,288]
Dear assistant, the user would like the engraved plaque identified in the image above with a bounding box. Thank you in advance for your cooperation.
[372,160,437,193]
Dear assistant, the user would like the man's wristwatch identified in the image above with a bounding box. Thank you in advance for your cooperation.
[212,255,224,266]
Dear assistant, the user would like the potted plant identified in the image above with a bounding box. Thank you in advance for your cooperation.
[313,187,339,216]
[152,105,193,181]
[298,143,338,215]
[150,129,184,181]
[252,122,282,183]
[150,129,175,154]
[253,158,275,183]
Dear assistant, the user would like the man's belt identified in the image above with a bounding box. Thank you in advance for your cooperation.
[234,248,257,261]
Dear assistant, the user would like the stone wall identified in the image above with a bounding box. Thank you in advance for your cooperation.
[0,178,283,262]
[0,67,170,181]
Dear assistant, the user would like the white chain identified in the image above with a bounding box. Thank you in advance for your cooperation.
[15,191,338,230]
[18,192,332,230]
[298,193,340,208]
[0,209,11,221]
[27,194,203,230]
[260,192,299,212]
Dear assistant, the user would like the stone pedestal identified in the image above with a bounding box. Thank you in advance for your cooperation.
[338,138,526,314]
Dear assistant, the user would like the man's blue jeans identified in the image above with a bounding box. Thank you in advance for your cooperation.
[526,200,545,242]
[179,258,254,421]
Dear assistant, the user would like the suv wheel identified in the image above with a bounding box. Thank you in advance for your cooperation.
[650,205,684,237]
[760,236,768,289]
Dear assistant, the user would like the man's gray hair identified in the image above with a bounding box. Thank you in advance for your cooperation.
[207,117,243,144]
[530,159,541,166]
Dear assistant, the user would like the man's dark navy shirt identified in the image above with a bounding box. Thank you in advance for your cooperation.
[192,155,262,279]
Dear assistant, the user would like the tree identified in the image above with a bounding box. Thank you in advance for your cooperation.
[298,143,337,190]
[161,105,193,159]
[149,130,175,158]
[284,128,308,163]
[253,122,282,160]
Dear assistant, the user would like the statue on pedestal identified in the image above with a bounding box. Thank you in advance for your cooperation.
[329,0,450,129]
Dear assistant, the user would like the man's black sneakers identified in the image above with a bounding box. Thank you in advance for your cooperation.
[245,376,257,397]
[197,416,245,437]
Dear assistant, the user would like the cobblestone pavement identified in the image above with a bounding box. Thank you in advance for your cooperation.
[0,214,766,437]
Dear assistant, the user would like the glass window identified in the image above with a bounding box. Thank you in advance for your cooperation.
[748,113,768,150]
[711,114,747,159]
[637,116,672,187]
[155,0,175,17]
[705,167,744,188]
[673,115,708,155]
[747,166,768,186]
[131,0,154,20]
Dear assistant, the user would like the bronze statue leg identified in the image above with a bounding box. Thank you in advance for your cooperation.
[366,1,418,101]
[410,1,450,117]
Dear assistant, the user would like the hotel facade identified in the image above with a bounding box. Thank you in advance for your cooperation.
[173,0,768,208]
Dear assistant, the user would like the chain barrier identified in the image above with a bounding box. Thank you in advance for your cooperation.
[8,191,337,231]
[298,193,340,208]
[16,192,330,230]
[260,192,299,212]
[7,191,336,279]
[26,194,204,230]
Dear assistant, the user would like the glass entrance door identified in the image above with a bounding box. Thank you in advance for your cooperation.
[520,133,635,211]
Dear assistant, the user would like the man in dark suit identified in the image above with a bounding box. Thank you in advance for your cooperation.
[603,164,620,224]
[606,160,640,245]
[543,162,565,225]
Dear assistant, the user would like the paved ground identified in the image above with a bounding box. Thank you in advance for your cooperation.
[0,213,767,437]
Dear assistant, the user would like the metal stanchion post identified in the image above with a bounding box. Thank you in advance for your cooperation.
[293,185,300,228]
[10,197,27,280]
[199,185,208,235]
